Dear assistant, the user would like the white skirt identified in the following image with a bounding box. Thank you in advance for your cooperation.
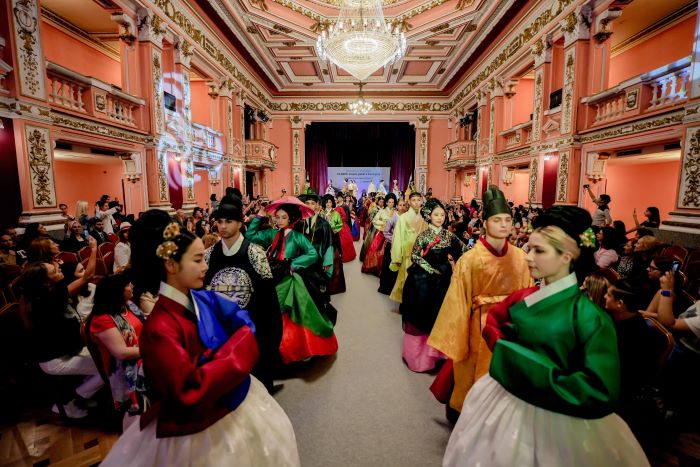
[443,375,650,467]
[102,377,300,467]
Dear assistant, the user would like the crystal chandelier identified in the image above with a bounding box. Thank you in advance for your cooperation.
[348,83,372,115]
[316,0,407,81]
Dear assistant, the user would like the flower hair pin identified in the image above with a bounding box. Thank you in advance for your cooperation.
[579,227,596,248]
[156,222,181,259]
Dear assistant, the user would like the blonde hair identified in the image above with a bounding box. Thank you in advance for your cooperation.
[202,232,220,249]
[533,225,580,260]
[582,273,609,308]
[75,200,89,219]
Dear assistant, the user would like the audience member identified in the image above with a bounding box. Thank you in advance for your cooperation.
[0,233,17,265]
[27,238,60,265]
[629,206,660,234]
[61,220,88,253]
[616,238,637,280]
[90,219,110,244]
[594,226,620,268]
[582,271,610,308]
[113,222,132,273]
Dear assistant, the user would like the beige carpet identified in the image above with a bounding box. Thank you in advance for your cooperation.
[274,241,451,467]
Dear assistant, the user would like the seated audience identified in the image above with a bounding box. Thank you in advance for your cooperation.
[582,271,610,308]
[594,226,620,268]
[18,236,101,418]
[0,232,17,265]
[61,220,88,253]
[90,218,110,244]
[89,274,145,417]
[629,206,661,234]
[113,222,131,273]
[27,238,60,265]
[616,238,636,280]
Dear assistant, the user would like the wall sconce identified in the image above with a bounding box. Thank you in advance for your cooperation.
[126,174,141,183]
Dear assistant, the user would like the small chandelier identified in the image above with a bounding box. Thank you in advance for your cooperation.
[348,83,372,115]
[316,0,407,81]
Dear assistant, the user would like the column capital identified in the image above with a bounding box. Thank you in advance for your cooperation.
[593,8,622,44]
[137,8,166,46]
[111,12,137,46]
[531,35,553,67]
[560,5,592,48]
[290,115,305,129]
[174,38,193,68]
[416,115,431,129]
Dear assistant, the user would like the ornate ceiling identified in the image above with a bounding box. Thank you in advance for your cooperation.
[196,0,523,95]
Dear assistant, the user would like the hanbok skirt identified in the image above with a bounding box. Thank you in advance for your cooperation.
[276,273,338,363]
[361,231,385,276]
[443,375,650,467]
[101,377,300,467]
[377,241,397,295]
[328,249,346,295]
[338,224,356,263]
[402,322,444,373]
[351,219,360,241]
[359,225,377,261]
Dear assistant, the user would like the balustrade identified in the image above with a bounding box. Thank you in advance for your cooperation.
[500,121,533,151]
[46,62,145,129]
[245,139,278,170]
[443,140,477,170]
[582,56,690,128]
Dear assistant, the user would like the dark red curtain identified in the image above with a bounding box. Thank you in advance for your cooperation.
[542,154,559,208]
[305,122,415,193]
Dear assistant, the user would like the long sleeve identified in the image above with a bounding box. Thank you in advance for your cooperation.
[490,305,620,419]
[245,216,276,248]
[390,217,404,265]
[113,243,130,272]
[327,211,343,233]
[288,232,319,271]
[383,214,397,242]
[372,209,390,231]
[141,319,258,410]
[411,231,439,275]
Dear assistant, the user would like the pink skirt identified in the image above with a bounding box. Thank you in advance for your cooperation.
[402,332,445,373]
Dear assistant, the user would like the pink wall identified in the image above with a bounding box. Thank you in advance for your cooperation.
[583,159,681,229]
[609,16,695,86]
[505,78,534,128]
[41,22,121,87]
[194,168,210,208]
[190,81,211,126]
[427,118,452,200]
[505,171,529,206]
[54,158,124,213]
[268,118,293,195]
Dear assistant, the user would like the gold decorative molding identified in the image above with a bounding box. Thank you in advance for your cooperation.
[528,156,538,202]
[679,127,700,209]
[578,111,683,144]
[25,125,56,207]
[51,112,151,144]
[555,150,570,202]
[560,48,575,134]
[13,0,46,100]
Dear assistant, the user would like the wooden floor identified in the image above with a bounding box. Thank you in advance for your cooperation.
[1,406,699,466]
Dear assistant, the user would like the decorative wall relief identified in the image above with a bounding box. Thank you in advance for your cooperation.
[488,100,495,154]
[532,70,544,141]
[561,48,576,134]
[678,127,700,208]
[556,151,570,202]
[227,101,234,155]
[158,150,169,202]
[12,0,46,99]
[152,50,165,134]
[528,156,539,202]
[182,72,192,139]
[24,125,56,207]
[293,173,300,196]
[184,158,195,202]
[293,130,300,165]
[419,130,428,165]
[419,172,426,194]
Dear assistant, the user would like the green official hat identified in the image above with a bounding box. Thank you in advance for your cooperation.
[483,185,510,219]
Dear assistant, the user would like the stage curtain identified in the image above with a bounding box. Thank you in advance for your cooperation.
[305,123,414,193]
[307,128,328,193]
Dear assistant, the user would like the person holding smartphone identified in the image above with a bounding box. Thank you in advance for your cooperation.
[584,184,612,227]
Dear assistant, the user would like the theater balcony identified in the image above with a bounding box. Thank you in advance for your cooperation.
[46,62,146,131]
[580,56,690,130]
[191,122,223,153]
[499,120,533,152]
[245,139,277,171]
[443,140,477,170]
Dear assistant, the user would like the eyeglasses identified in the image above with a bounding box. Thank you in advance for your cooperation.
[647,265,660,271]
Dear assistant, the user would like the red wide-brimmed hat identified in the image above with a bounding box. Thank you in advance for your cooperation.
[265,196,315,219]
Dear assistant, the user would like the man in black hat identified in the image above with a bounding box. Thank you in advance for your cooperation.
[297,191,334,276]
[204,195,283,393]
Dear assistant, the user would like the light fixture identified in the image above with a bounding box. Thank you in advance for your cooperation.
[348,82,372,115]
[316,0,407,81]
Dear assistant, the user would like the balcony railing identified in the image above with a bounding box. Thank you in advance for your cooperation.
[46,62,145,129]
[500,120,533,150]
[192,122,223,153]
[443,140,476,170]
[245,139,278,170]
[581,56,690,128]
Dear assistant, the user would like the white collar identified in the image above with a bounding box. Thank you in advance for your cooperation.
[158,281,197,318]
[221,234,244,256]
[428,224,442,233]
[524,272,577,307]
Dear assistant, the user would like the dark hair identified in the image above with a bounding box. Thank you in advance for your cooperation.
[322,194,336,209]
[409,191,422,200]
[612,220,626,244]
[27,238,55,264]
[210,194,218,201]
[23,223,43,241]
[646,207,660,225]
[192,207,203,216]
[610,279,642,312]
[421,198,445,222]
[118,228,129,243]
[129,209,172,296]
[17,262,50,300]
[600,227,618,250]
[653,255,680,274]
[276,205,302,226]
[92,273,132,316]
[637,227,654,238]
[384,193,397,205]
[599,194,611,205]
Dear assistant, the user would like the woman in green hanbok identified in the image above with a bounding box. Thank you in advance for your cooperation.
[246,197,338,363]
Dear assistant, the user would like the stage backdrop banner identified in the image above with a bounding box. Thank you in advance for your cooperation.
[327,167,391,195]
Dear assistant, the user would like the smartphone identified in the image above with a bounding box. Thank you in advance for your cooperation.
[671,261,681,274]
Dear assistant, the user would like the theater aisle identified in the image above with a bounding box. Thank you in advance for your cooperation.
[274,242,452,467]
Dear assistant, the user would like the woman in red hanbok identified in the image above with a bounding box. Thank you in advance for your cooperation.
[335,198,357,262]
[361,193,396,275]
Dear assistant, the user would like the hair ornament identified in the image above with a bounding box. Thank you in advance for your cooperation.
[579,227,596,249]
[156,222,181,259]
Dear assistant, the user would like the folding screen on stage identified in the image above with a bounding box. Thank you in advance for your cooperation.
[305,122,415,194]
[326,167,391,194]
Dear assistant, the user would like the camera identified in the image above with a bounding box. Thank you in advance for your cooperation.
[583,184,590,189]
